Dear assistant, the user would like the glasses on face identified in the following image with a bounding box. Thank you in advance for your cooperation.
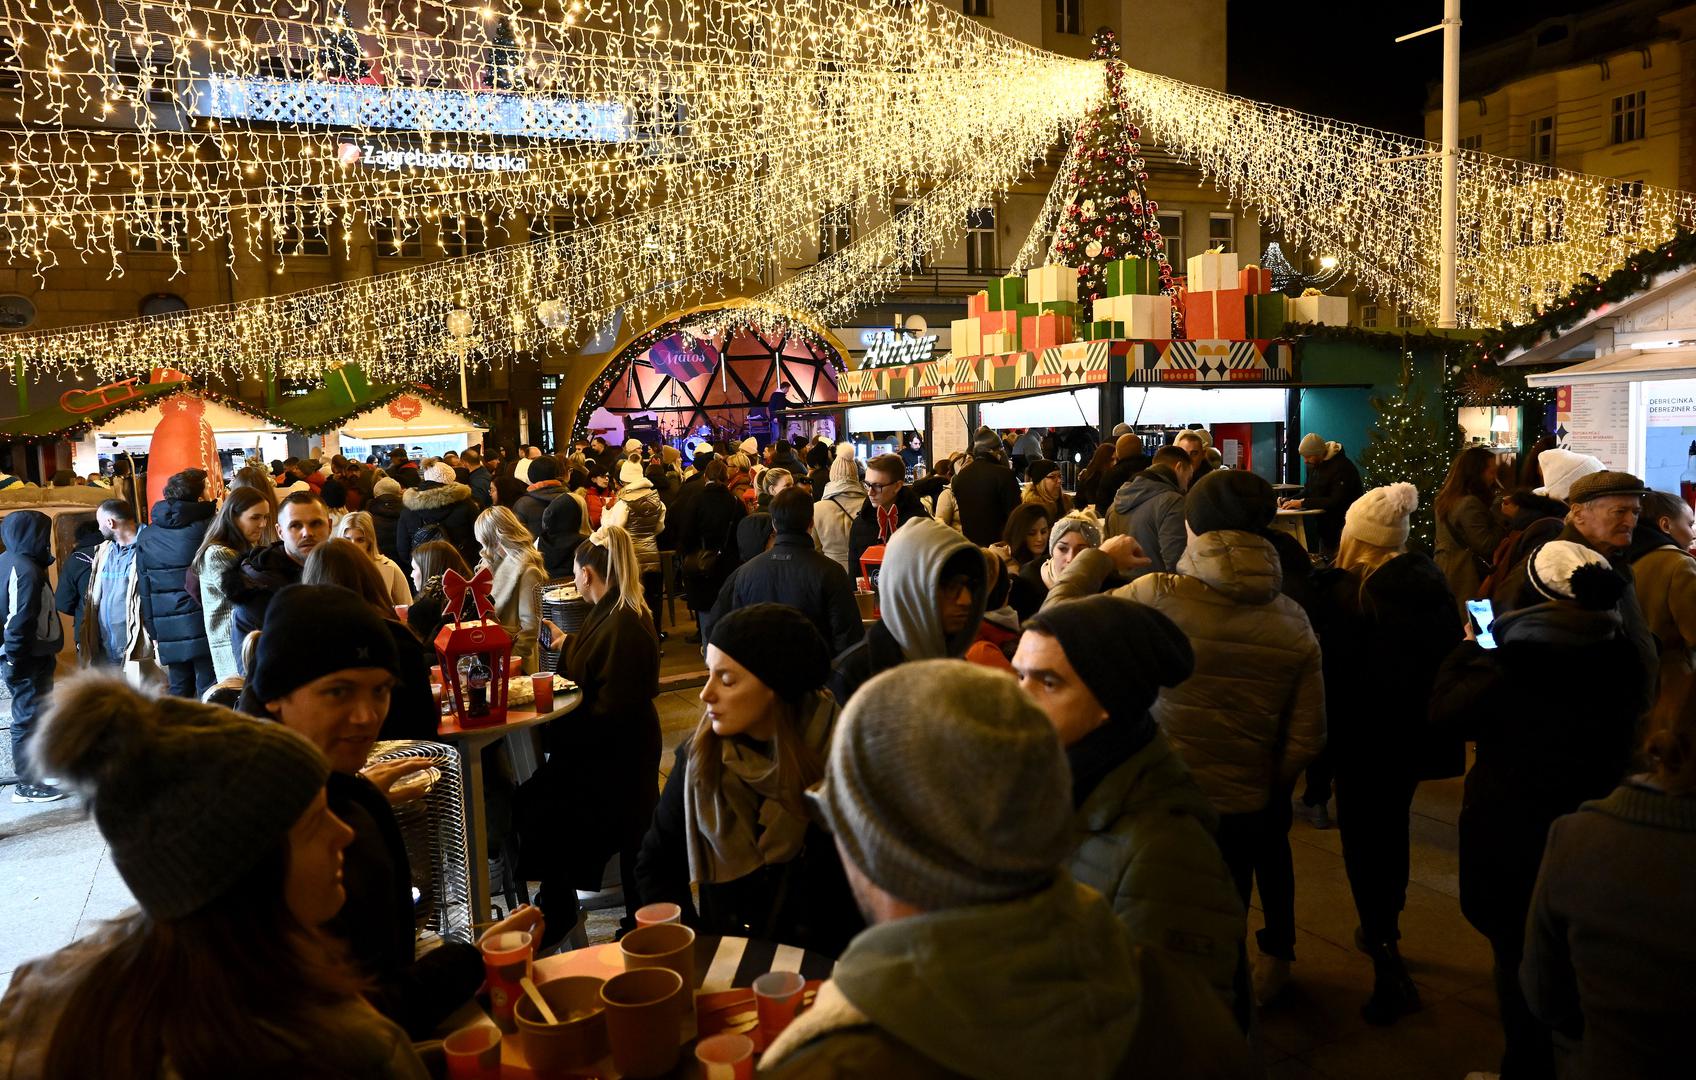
[865,480,897,493]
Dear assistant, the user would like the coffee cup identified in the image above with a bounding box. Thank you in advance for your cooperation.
[695,1033,755,1080]
[531,672,554,712]
[479,930,534,1033]
[442,1024,501,1080]
[515,976,607,1075]
[619,922,696,1032]
[753,970,806,1046]
[633,902,682,928]
[600,968,684,1078]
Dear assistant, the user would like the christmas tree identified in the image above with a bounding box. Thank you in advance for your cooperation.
[1051,29,1177,331]
[317,4,366,82]
[1360,351,1448,551]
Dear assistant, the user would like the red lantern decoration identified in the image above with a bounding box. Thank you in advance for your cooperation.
[433,568,514,730]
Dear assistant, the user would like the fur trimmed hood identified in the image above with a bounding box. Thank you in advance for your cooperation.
[401,481,473,511]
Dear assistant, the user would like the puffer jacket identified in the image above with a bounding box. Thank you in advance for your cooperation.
[0,511,62,660]
[602,477,667,560]
[814,478,867,575]
[1067,731,1245,1013]
[135,498,216,665]
[1052,533,1325,813]
[537,488,586,579]
[1105,466,1186,578]
[394,481,479,575]
[365,493,404,563]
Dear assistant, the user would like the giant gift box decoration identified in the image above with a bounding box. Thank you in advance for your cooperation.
[1027,264,1080,305]
[1185,250,1240,292]
[1245,294,1289,338]
[984,276,1026,311]
[1237,265,1274,295]
[950,317,983,358]
[433,567,514,730]
[1020,312,1074,352]
[1288,292,1350,326]
[1103,256,1162,297]
[1183,287,1247,338]
[1094,293,1171,339]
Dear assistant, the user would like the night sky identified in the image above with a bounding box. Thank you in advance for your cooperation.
[1226,1,1626,136]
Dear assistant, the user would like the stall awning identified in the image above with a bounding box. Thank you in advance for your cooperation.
[785,382,1106,416]
[1524,347,1696,387]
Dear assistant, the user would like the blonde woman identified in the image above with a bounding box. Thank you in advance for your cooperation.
[474,506,547,673]
[334,511,412,609]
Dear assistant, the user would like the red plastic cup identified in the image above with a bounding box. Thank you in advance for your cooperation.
[753,970,806,1045]
[634,902,681,928]
[430,664,443,686]
[531,672,554,712]
[695,1033,755,1079]
[394,604,409,622]
[442,1024,501,1079]
[479,930,534,1033]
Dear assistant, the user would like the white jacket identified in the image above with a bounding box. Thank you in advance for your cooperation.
[814,479,867,575]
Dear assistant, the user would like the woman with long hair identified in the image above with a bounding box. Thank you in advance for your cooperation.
[474,506,547,672]
[635,604,862,956]
[228,464,279,538]
[1433,445,1505,616]
[194,486,274,683]
[403,540,477,649]
[1073,441,1118,513]
[995,502,1051,575]
[1306,485,1462,1025]
[518,525,659,940]
[0,671,427,1079]
[336,511,412,608]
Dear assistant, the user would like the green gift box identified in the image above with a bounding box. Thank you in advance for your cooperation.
[1037,300,1080,318]
[1085,320,1125,340]
[1104,257,1160,297]
[1245,294,1288,338]
[1011,302,1041,320]
[326,362,374,408]
[985,275,1026,310]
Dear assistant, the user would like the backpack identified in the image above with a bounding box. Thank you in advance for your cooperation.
[412,522,448,550]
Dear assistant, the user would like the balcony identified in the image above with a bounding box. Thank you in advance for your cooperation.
[812,264,1012,301]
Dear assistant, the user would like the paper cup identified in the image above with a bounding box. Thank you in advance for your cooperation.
[695,1032,755,1079]
[633,902,682,928]
[442,1024,501,1080]
[753,970,806,1045]
[600,968,684,1078]
[430,664,443,686]
[531,672,555,712]
[479,929,534,1033]
[515,976,608,1074]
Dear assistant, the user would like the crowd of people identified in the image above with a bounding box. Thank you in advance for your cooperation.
[1,422,1692,1079]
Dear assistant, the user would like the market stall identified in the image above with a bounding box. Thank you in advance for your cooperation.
[271,365,487,462]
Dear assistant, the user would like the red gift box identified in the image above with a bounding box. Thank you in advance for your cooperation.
[1238,266,1274,295]
[967,290,990,319]
[1183,288,1247,339]
[1020,313,1075,352]
[980,309,1019,335]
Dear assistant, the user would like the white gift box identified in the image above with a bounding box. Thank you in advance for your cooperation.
[949,317,983,358]
[1185,251,1240,292]
[1095,293,1172,338]
[982,330,1017,355]
[1287,294,1350,326]
[1026,264,1080,305]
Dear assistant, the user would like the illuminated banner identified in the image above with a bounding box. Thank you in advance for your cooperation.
[338,142,527,173]
[861,330,937,369]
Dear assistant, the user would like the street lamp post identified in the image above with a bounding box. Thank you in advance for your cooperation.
[445,308,481,409]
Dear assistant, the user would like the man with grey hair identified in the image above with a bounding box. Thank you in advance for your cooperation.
[760,660,1256,1079]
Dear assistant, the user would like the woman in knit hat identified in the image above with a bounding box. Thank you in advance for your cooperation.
[1433,446,1506,619]
[241,584,502,1039]
[1009,511,1102,621]
[814,442,868,574]
[0,672,427,1078]
[1431,541,1653,1079]
[1022,458,1073,520]
[635,604,862,956]
[1306,484,1462,1025]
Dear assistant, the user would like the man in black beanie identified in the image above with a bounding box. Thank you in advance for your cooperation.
[1017,596,1246,1025]
[512,453,565,539]
[951,426,1022,547]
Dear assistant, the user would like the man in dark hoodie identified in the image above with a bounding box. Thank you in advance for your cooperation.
[950,427,1022,547]
[461,448,492,509]
[511,455,565,539]
[1106,446,1194,579]
[394,461,480,575]
[365,476,406,564]
[829,518,987,705]
[223,491,330,669]
[1284,433,1363,555]
[847,453,931,571]
[136,468,218,699]
[1,510,67,801]
[54,519,104,656]
[387,449,421,490]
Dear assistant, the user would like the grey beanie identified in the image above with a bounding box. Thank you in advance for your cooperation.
[1298,432,1326,457]
[1049,512,1101,551]
[35,672,329,920]
[811,660,1073,909]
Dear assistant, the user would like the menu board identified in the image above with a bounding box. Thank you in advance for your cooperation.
[1555,383,1630,469]
[931,403,969,461]
[1642,378,1696,505]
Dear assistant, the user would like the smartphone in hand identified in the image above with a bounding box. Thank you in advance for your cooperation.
[1466,598,1497,650]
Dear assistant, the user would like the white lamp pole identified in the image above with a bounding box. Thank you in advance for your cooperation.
[1396,0,1463,328]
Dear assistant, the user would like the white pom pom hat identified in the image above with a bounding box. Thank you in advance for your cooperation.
[1343,482,1419,549]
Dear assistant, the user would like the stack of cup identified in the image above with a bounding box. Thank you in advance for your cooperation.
[753,970,807,1050]
[599,967,684,1078]
[479,930,534,1033]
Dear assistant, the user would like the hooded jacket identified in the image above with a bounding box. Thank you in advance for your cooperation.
[759,875,1257,1080]
[220,542,304,669]
[701,532,865,655]
[537,488,586,579]
[814,476,868,575]
[1052,533,1326,813]
[949,456,1022,547]
[828,519,986,705]
[134,498,216,666]
[1067,732,1245,1013]
[1106,466,1187,578]
[1298,443,1364,552]
[602,475,667,558]
[511,480,564,542]
[1,511,62,661]
[394,481,478,575]
[365,492,404,563]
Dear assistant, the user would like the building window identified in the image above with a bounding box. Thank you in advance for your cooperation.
[1207,213,1234,253]
[965,206,996,275]
[113,50,173,105]
[127,196,188,253]
[1528,115,1554,164]
[540,374,559,450]
[441,215,486,257]
[1611,90,1646,144]
[1361,304,1379,329]
[962,0,990,15]
[1055,0,1079,35]
[0,36,21,92]
[1542,196,1566,243]
[1604,180,1646,236]
[1459,133,1482,152]
[1395,310,1416,328]
[818,204,852,259]
[1158,212,1184,267]
[371,215,422,258]
[276,196,330,257]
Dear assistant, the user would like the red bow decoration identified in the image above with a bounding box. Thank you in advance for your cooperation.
[441,567,497,623]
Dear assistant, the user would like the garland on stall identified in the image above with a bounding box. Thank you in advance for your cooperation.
[274,381,488,436]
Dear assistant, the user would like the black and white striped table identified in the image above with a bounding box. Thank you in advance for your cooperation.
[534,933,835,991]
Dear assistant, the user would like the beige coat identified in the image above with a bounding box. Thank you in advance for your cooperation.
[482,554,545,673]
[1633,544,1696,725]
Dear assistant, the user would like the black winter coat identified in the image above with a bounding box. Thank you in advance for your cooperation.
[678,483,746,612]
[847,487,931,572]
[512,482,565,541]
[702,534,866,654]
[660,474,704,550]
[538,490,585,579]
[465,466,493,509]
[325,771,482,1039]
[1307,553,1462,776]
[827,620,906,707]
[1429,602,1651,942]
[395,481,479,575]
[0,511,61,661]
[366,493,405,563]
[1299,452,1364,553]
[949,458,1022,547]
[636,742,864,958]
[53,536,101,635]
[221,542,304,668]
[135,498,216,665]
